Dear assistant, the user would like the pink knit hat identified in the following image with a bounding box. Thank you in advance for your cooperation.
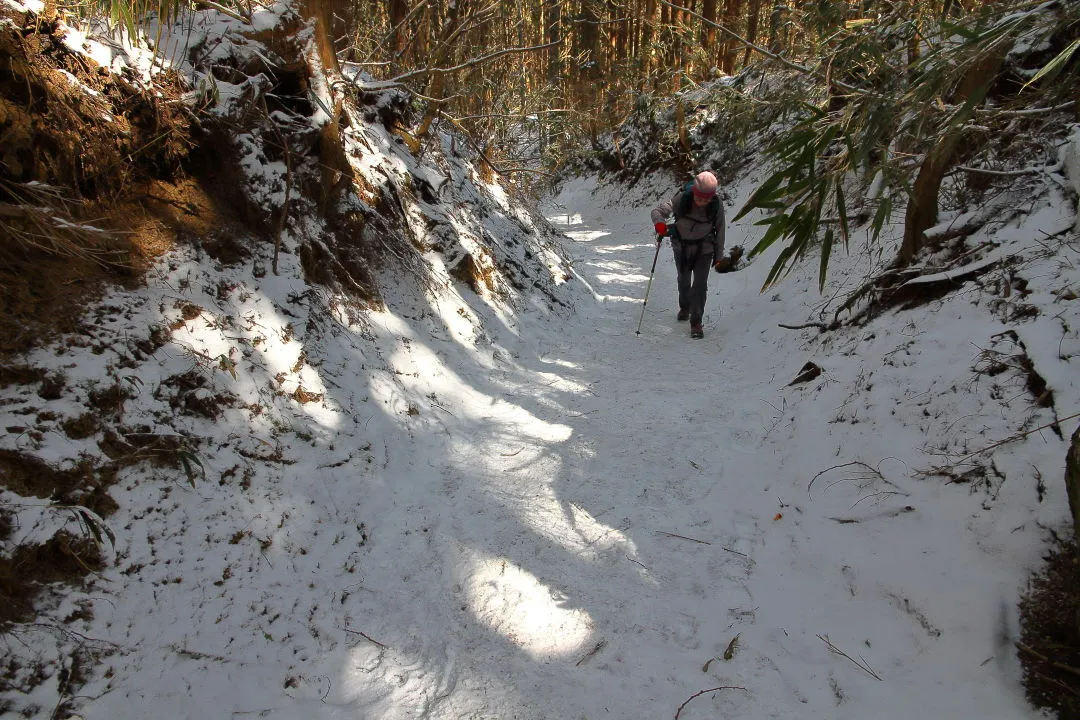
[692,171,718,199]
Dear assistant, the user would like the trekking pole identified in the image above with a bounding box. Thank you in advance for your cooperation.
[635,235,664,335]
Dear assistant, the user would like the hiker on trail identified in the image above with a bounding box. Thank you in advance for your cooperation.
[651,171,726,339]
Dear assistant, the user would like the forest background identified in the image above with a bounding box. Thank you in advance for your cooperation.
[8,0,1079,284]
[4,0,1080,716]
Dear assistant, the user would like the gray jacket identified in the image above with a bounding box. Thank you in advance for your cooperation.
[651,190,726,257]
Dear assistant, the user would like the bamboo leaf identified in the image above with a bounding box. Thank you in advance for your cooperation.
[870,195,892,241]
[762,243,799,291]
[1023,38,1080,91]
[940,20,980,41]
[734,174,785,221]
[819,227,834,293]
[835,179,849,252]
[748,217,790,259]
[178,450,206,489]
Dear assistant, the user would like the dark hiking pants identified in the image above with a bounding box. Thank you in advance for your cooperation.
[673,241,714,324]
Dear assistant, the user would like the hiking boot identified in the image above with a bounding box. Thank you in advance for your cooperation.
[677,309,690,322]
[690,323,704,339]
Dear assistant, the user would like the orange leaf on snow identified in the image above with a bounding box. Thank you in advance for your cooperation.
[773,513,783,521]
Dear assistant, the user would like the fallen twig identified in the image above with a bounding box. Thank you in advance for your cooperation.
[1016,641,1080,680]
[344,627,388,649]
[14,623,118,648]
[947,411,1080,465]
[674,685,748,719]
[428,398,455,416]
[778,321,832,332]
[808,461,889,499]
[576,639,606,666]
[830,505,914,523]
[849,490,910,509]
[818,634,882,680]
[656,531,711,545]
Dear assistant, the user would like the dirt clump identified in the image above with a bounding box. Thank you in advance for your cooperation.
[0,532,106,627]
[0,4,195,354]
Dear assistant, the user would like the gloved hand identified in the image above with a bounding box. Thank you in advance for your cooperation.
[654,222,667,237]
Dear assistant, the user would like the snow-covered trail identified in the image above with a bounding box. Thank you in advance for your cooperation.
[68,173,1063,720]
[525,180,840,718]
[499,174,1049,719]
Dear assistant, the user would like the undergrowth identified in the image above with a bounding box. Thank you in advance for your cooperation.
[1018,535,1080,719]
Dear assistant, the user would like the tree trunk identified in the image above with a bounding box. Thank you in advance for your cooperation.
[548,0,562,87]
[578,0,601,80]
[1067,422,1080,640]
[386,0,409,59]
[300,0,354,214]
[767,0,786,54]
[670,0,685,90]
[720,0,742,73]
[742,0,761,66]
[702,0,717,66]
[412,0,462,142]
[899,48,1004,265]
[1067,423,1080,537]
[640,0,657,89]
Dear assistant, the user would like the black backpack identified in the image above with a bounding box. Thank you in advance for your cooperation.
[671,182,721,243]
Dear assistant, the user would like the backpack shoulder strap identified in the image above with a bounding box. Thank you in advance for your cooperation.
[673,184,693,218]
[706,196,720,223]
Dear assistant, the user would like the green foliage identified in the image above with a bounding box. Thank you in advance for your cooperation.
[72,0,189,40]
[734,0,1080,291]
[68,0,250,41]
[176,448,206,488]
[733,106,856,291]
[67,506,116,548]
[1024,37,1080,90]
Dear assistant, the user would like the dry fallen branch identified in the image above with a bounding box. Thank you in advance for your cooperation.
[778,321,833,332]
[12,623,118,649]
[656,530,711,545]
[808,460,898,499]
[1016,641,1080,680]
[0,182,127,268]
[576,639,606,666]
[194,0,250,22]
[818,634,882,680]
[943,410,1080,466]
[674,685,748,719]
[829,505,915,524]
[343,626,388,648]
[849,490,909,509]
